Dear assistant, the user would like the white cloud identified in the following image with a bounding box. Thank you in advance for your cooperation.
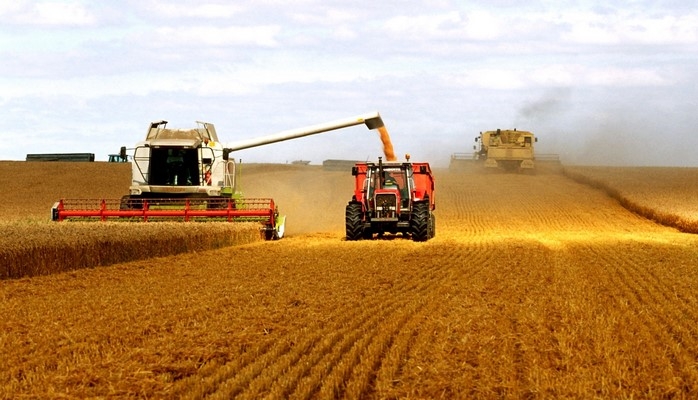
[380,6,698,52]
[290,8,360,25]
[584,67,669,86]
[0,2,25,15]
[451,69,527,90]
[560,11,698,45]
[143,2,244,19]
[389,9,509,42]
[0,51,374,99]
[11,1,96,26]
[549,64,671,87]
[332,26,358,40]
[150,25,281,47]
[192,55,375,95]
[450,64,672,90]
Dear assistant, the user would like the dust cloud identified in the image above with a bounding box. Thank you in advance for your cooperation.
[512,87,698,167]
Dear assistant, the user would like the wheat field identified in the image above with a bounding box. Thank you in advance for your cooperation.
[563,166,698,233]
[0,161,263,278]
[1,161,698,398]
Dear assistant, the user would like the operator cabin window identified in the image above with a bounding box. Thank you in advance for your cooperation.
[149,147,201,186]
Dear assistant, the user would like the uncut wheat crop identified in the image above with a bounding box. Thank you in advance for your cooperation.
[0,162,263,278]
[564,165,698,233]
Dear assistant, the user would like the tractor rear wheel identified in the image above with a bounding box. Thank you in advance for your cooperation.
[411,202,430,242]
[428,212,436,239]
[345,202,364,240]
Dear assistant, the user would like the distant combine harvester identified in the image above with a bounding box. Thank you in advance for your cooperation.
[26,153,95,162]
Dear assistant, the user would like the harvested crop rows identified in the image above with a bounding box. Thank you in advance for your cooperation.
[1,163,698,398]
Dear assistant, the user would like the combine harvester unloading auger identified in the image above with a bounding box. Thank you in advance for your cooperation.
[51,112,385,240]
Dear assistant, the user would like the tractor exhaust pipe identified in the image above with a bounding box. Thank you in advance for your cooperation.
[378,156,384,186]
[225,112,384,153]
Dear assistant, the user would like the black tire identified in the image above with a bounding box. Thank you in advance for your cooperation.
[345,202,364,240]
[119,195,131,210]
[264,226,278,241]
[411,202,430,242]
[120,195,143,210]
[206,196,227,210]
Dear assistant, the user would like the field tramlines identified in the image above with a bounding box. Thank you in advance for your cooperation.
[1,163,698,397]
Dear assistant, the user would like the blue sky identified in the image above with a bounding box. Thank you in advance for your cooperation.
[1,1,697,166]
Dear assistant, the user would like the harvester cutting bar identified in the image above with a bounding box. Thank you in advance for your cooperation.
[51,198,276,224]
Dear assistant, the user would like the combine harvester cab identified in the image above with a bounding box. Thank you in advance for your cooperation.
[346,156,435,242]
[128,120,232,199]
[52,112,386,240]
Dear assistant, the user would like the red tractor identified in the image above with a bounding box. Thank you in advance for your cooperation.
[345,156,435,241]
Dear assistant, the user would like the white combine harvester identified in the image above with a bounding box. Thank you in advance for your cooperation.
[52,112,385,240]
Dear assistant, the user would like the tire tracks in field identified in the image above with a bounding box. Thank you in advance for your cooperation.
[437,176,489,236]
[586,244,698,350]
[180,169,697,398]
[364,241,497,398]
[171,240,496,399]
[287,243,496,399]
[576,242,698,384]
[437,172,657,240]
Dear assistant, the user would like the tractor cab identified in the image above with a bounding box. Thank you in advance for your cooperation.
[366,165,411,211]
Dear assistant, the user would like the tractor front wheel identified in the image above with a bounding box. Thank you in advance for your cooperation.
[345,202,364,240]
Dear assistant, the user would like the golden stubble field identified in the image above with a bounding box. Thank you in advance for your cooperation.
[1,161,698,398]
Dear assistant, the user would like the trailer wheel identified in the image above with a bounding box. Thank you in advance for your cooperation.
[411,202,430,242]
[345,202,364,240]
